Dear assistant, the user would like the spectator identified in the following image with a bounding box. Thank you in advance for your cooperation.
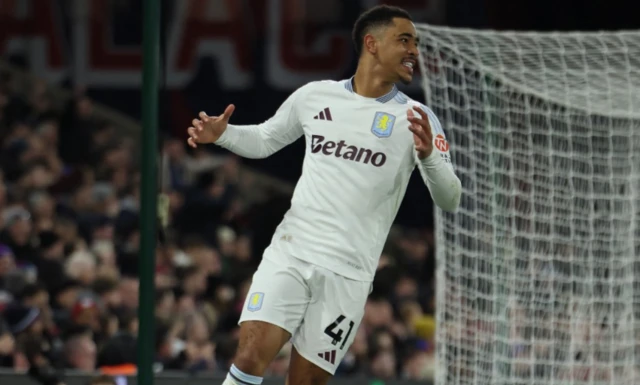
[0,243,17,289]
[117,277,138,311]
[19,283,56,337]
[92,277,122,312]
[182,311,216,372]
[50,279,82,331]
[0,207,36,263]
[176,265,208,301]
[0,321,16,367]
[369,350,396,379]
[37,230,65,261]
[401,343,435,379]
[71,296,101,335]
[65,250,97,286]
[64,327,97,372]
[155,288,176,323]
[4,302,43,337]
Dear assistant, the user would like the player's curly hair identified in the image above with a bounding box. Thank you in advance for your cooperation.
[352,5,412,57]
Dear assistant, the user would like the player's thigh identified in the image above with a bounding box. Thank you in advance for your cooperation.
[286,346,332,385]
[236,258,310,373]
[291,271,370,375]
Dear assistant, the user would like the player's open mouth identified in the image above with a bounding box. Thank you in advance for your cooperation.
[402,59,415,74]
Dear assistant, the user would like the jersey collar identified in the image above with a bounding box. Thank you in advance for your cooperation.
[344,77,399,103]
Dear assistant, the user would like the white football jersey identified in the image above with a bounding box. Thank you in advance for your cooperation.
[216,78,460,281]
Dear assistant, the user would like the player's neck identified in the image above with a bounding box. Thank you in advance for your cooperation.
[352,68,395,99]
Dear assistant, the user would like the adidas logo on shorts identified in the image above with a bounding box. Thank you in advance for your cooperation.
[317,350,336,365]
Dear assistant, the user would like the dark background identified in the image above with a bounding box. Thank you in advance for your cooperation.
[2,0,637,228]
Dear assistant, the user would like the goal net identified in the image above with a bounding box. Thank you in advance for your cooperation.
[416,24,640,385]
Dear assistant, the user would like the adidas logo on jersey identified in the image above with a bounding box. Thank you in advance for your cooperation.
[313,107,333,121]
[317,350,336,365]
[310,135,387,167]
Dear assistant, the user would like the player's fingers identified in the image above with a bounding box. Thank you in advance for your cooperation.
[192,119,203,131]
[222,104,236,121]
[408,117,433,143]
[187,126,199,140]
[408,127,422,144]
[412,107,434,130]
[187,137,197,148]
[409,125,431,146]
[407,109,430,130]
[408,125,424,144]
[407,109,426,127]
[412,105,430,122]
[408,123,430,143]
[199,111,209,122]
[421,124,433,141]
[412,131,421,146]
[407,114,427,125]
[407,108,415,118]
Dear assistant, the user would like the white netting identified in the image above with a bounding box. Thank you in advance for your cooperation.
[416,24,640,385]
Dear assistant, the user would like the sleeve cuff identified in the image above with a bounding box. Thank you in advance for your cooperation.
[214,125,235,146]
[418,149,443,168]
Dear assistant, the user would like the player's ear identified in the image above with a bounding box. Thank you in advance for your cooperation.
[363,34,378,55]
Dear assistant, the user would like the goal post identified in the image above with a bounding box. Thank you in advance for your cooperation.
[415,24,640,385]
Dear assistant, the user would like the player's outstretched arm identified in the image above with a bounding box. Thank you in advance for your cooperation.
[186,89,305,159]
[408,105,462,212]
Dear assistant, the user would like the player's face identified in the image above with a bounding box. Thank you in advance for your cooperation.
[378,18,419,85]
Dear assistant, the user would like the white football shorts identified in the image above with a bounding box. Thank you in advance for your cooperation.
[238,251,371,374]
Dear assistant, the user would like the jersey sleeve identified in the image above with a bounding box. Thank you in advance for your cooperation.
[414,104,462,212]
[214,85,306,158]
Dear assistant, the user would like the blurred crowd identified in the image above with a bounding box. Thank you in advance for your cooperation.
[0,68,437,381]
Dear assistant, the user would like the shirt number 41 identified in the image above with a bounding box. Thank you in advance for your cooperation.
[323,315,355,350]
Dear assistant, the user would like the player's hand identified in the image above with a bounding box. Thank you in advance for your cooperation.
[187,104,235,148]
[407,106,434,159]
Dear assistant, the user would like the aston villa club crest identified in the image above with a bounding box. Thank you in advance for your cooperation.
[247,292,264,312]
[371,112,396,138]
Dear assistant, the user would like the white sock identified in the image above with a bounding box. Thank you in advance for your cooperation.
[223,364,264,385]
[222,375,239,385]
